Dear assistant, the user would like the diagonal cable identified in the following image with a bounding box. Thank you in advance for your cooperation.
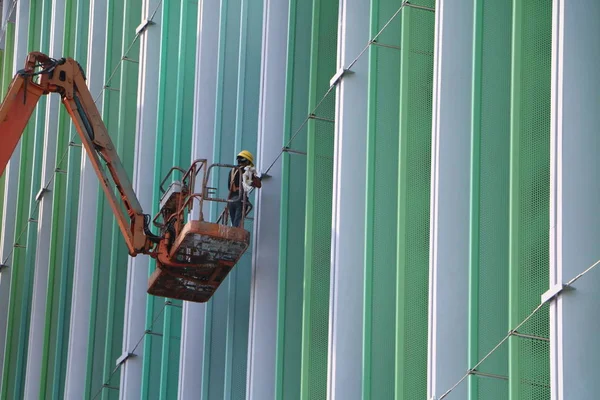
[261,1,434,177]
[91,302,167,400]
[438,257,600,400]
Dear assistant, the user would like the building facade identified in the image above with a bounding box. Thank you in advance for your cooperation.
[0,0,597,399]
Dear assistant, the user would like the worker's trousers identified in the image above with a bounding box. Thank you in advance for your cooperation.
[228,200,244,227]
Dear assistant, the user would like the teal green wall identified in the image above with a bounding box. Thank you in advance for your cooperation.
[0,0,561,398]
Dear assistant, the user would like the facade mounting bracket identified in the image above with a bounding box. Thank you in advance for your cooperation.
[329,68,354,88]
[136,19,155,35]
[541,283,574,304]
[115,351,135,367]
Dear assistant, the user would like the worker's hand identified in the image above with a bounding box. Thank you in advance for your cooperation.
[252,176,262,188]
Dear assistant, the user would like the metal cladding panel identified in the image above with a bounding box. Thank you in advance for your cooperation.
[139,0,198,398]
[509,0,552,399]
[396,3,434,399]
[301,0,337,399]
[469,0,512,398]
[1,1,49,398]
[82,1,142,399]
[428,0,474,397]
[275,0,311,398]
[0,17,15,400]
[552,1,600,398]
[207,2,244,395]
[364,1,402,398]
[38,1,84,398]
[203,0,262,398]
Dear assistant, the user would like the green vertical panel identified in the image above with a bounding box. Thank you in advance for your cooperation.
[152,0,179,396]
[469,0,512,399]
[509,0,551,399]
[275,0,311,398]
[0,23,15,219]
[140,0,198,398]
[85,0,119,395]
[103,0,141,398]
[205,0,242,398]
[396,3,434,400]
[50,0,87,395]
[1,1,51,398]
[300,0,336,399]
[39,0,84,398]
[141,1,172,397]
[156,0,197,397]
[226,0,261,398]
[363,0,401,398]
[85,0,141,398]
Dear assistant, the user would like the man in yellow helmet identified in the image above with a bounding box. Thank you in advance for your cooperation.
[227,150,262,227]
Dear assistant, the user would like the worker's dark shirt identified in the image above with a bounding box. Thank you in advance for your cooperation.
[228,166,261,200]
[228,168,244,200]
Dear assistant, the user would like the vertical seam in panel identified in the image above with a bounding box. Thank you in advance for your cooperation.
[362,0,378,397]
[274,0,297,397]
[508,0,522,397]
[396,6,411,399]
[549,0,564,398]
[427,0,444,396]
[299,0,320,394]
[468,0,483,398]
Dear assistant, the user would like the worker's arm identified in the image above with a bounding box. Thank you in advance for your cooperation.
[251,175,261,188]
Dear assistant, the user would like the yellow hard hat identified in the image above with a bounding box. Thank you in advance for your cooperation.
[237,150,254,166]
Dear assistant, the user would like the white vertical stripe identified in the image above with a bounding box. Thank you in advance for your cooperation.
[327,0,369,398]
[64,0,107,396]
[427,0,473,398]
[244,0,287,397]
[0,0,29,382]
[23,0,66,396]
[119,1,161,399]
[177,0,219,397]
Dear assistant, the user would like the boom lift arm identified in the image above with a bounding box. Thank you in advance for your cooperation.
[0,52,251,303]
[0,52,153,255]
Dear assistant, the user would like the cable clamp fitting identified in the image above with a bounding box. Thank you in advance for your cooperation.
[329,67,354,88]
[136,19,155,35]
[541,283,574,304]
[115,351,135,367]
[35,187,51,202]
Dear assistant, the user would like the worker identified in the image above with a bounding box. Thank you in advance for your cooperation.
[228,150,262,227]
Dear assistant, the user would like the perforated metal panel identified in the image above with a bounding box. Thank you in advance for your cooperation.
[510,0,552,398]
[471,0,512,398]
[276,0,312,398]
[301,0,337,398]
[364,0,401,398]
[397,3,434,399]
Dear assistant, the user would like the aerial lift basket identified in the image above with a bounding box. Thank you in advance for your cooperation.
[147,161,251,302]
